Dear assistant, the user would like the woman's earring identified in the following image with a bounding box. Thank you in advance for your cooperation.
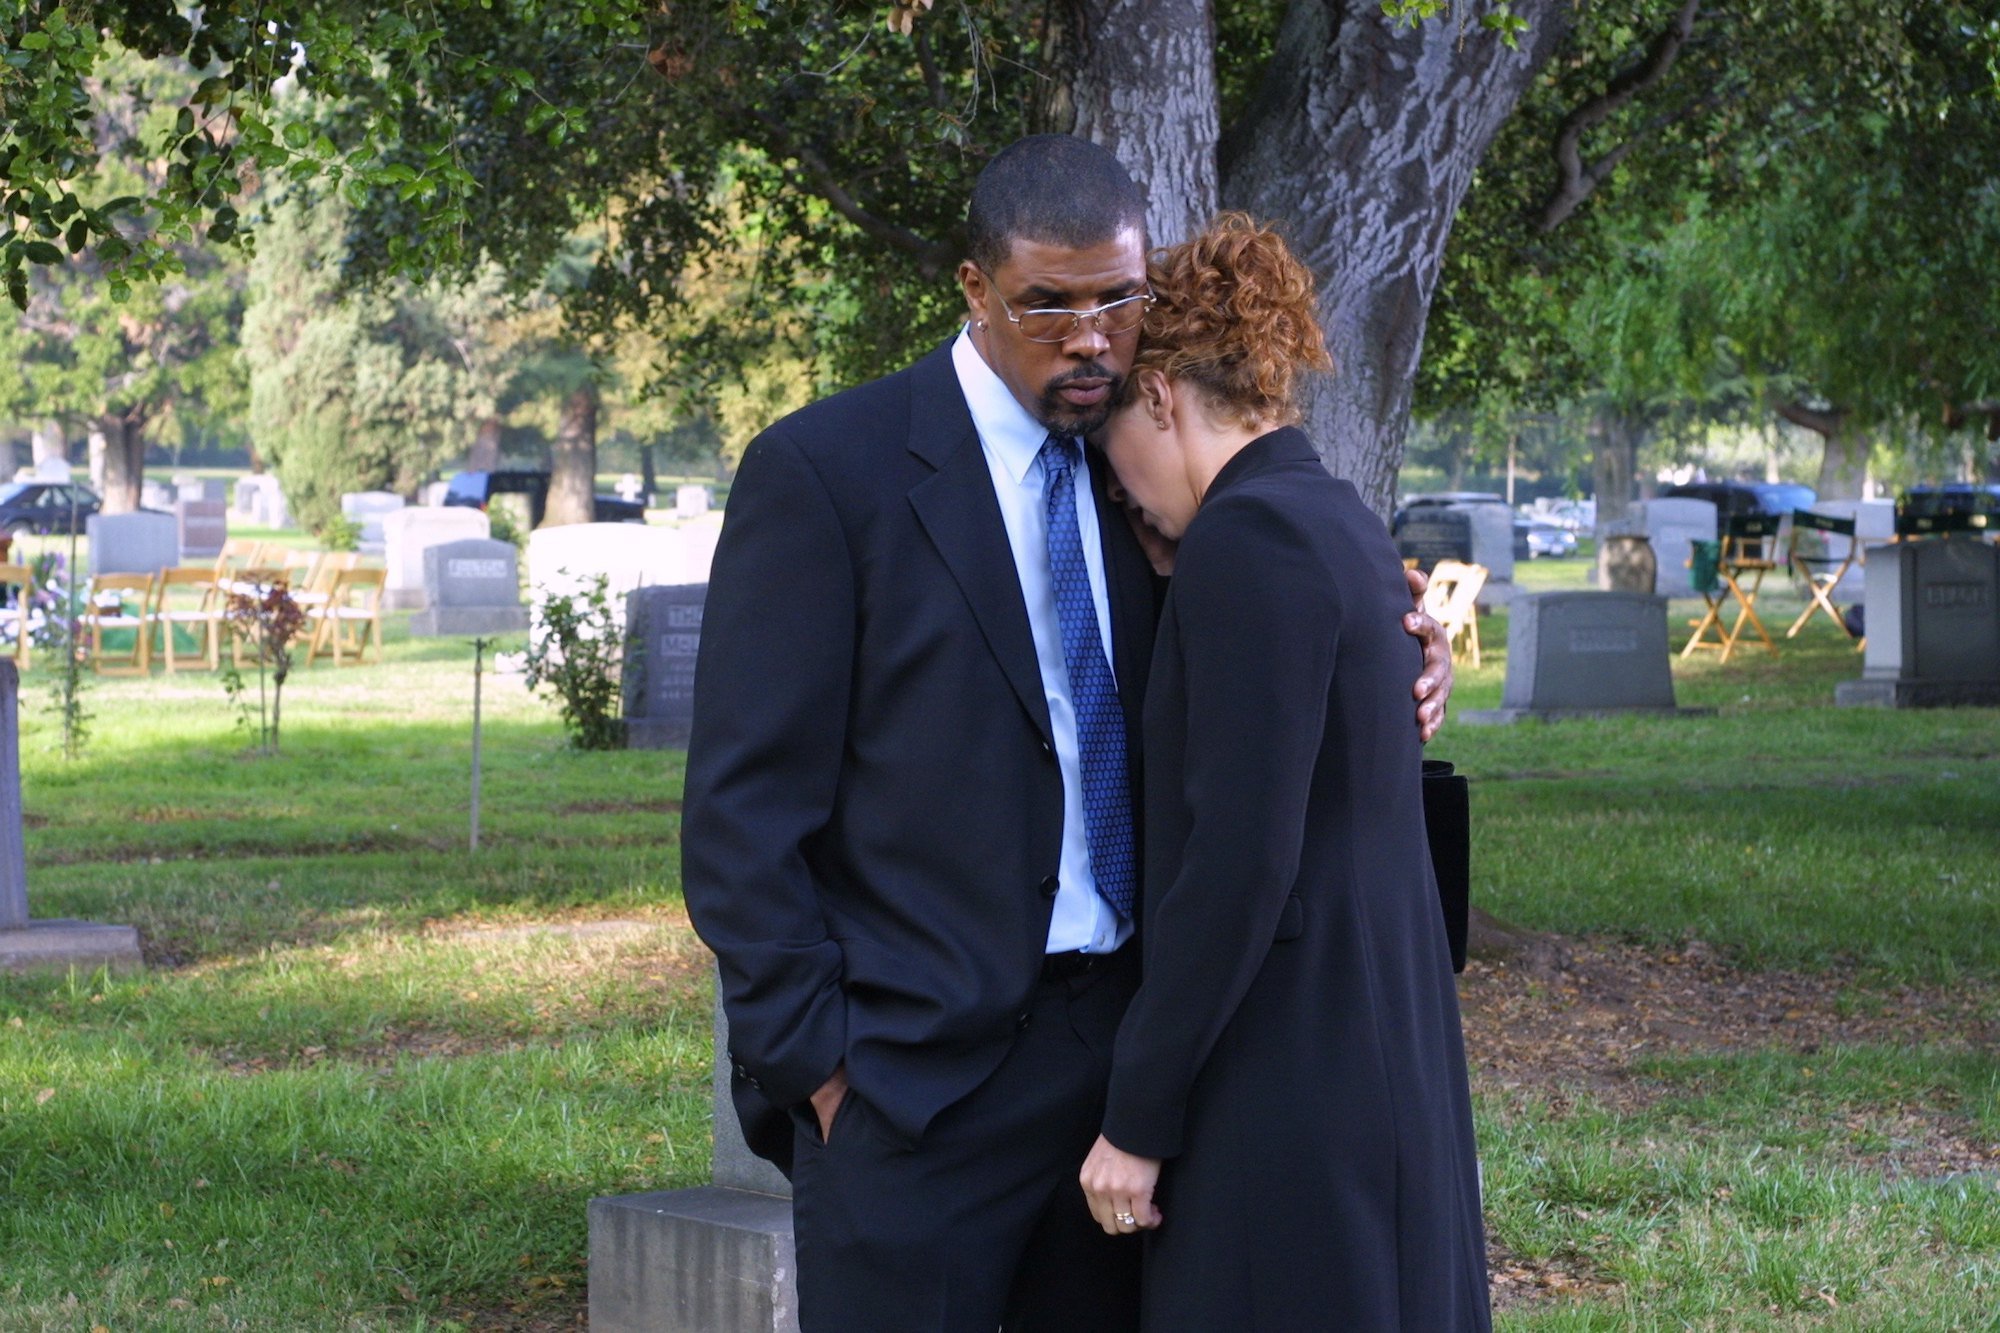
[1154,418,1169,430]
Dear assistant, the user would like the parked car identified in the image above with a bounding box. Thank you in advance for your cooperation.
[1661,480,1817,519]
[440,470,647,526]
[1900,483,2000,518]
[0,480,103,537]
[1515,520,1578,559]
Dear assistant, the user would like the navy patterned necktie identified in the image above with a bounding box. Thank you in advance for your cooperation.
[1039,434,1136,919]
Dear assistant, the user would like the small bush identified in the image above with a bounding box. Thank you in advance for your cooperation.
[522,573,625,750]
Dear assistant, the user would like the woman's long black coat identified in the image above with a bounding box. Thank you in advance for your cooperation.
[1101,427,1490,1331]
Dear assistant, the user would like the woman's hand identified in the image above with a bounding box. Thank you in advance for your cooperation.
[1403,567,1452,742]
[1079,1134,1164,1236]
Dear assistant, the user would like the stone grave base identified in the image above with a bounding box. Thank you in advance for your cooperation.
[625,718,692,751]
[0,920,142,973]
[408,606,529,637]
[589,1186,797,1333]
[1835,678,2000,709]
[1460,705,1717,726]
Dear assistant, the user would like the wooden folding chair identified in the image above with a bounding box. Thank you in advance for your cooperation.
[81,573,156,675]
[292,551,355,613]
[1786,509,1860,643]
[150,567,224,672]
[0,565,34,669]
[306,567,385,666]
[214,538,269,579]
[1681,513,1781,662]
[1422,559,1488,669]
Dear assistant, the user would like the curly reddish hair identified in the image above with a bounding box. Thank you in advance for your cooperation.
[1126,212,1332,428]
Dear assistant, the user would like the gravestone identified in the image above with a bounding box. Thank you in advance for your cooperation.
[86,511,178,577]
[140,480,177,512]
[234,475,293,530]
[174,477,228,503]
[1395,509,1472,572]
[410,539,529,636]
[176,499,228,560]
[590,987,797,1333]
[1836,539,2000,708]
[0,661,142,972]
[622,585,705,750]
[527,522,722,627]
[382,506,490,610]
[34,457,71,483]
[340,491,405,554]
[1597,534,1658,594]
[1462,592,1712,723]
[674,484,712,519]
[1455,500,1516,595]
[1628,498,1719,598]
[616,474,646,504]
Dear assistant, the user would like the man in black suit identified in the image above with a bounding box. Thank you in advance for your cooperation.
[682,135,1453,1331]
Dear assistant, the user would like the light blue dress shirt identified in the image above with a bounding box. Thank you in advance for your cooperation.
[952,328,1133,955]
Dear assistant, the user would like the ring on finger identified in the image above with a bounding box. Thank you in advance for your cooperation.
[1114,1210,1137,1227]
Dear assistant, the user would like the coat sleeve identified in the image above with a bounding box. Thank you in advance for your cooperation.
[681,425,853,1111]
[1100,493,1339,1159]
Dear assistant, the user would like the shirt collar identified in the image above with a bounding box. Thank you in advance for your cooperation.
[952,325,1064,484]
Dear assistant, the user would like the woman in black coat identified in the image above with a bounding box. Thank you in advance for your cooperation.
[1079,214,1490,1331]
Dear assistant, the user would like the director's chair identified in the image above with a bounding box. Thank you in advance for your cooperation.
[1680,513,1781,663]
[1785,509,1860,642]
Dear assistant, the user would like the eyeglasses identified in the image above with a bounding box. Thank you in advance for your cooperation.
[990,286,1153,343]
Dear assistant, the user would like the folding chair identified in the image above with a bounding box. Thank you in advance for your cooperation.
[0,565,34,669]
[1422,559,1488,669]
[213,537,269,579]
[306,567,385,666]
[1680,513,1781,662]
[1786,509,1860,642]
[292,551,356,613]
[81,572,156,675]
[150,567,224,671]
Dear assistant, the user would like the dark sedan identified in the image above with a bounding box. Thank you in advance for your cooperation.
[0,481,102,536]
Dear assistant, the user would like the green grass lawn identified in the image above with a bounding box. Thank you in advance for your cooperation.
[0,573,1995,1330]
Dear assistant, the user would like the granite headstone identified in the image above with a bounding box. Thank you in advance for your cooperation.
[382,506,490,610]
[527,521,721,625]
[1464,591,1709,723]
[622,584,705,750]
[410,539,529,637]
[1836,539,2000,707]
[1395,509,1472,572]
[175,499,228,560]
[86,511,178,577]
[340,491,405,554]
[674,484,712,519]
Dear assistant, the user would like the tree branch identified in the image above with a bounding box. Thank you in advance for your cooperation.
[912,25,948,111]
[1776,398,1845,438]
[745,108,957,279]
[1537,0,1702,232]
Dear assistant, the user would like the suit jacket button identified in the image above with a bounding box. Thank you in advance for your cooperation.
[1039,875,1059,898]
[1040,739,1054,759]
[1016,1011,1032,1030]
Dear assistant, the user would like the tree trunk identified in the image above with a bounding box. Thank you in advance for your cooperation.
[1590,405,1641,532]
[1219,0,1571,517]
[95,413,147,514]
[1779,401,1865,501]
[30,422,66,469]
[545,385,599,528]
[1037,0,1220,246]
[468,415,503,472]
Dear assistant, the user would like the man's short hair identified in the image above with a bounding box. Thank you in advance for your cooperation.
[965,134,1148,275]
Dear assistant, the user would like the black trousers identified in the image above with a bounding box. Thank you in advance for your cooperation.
[790,950,1142,1332]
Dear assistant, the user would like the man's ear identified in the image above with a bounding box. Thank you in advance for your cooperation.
[957,261,987,327]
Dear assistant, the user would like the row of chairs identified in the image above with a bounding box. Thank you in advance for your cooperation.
[0,558,385,674]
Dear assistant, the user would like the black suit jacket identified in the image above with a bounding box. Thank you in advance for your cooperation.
[682,341,1157,1159]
